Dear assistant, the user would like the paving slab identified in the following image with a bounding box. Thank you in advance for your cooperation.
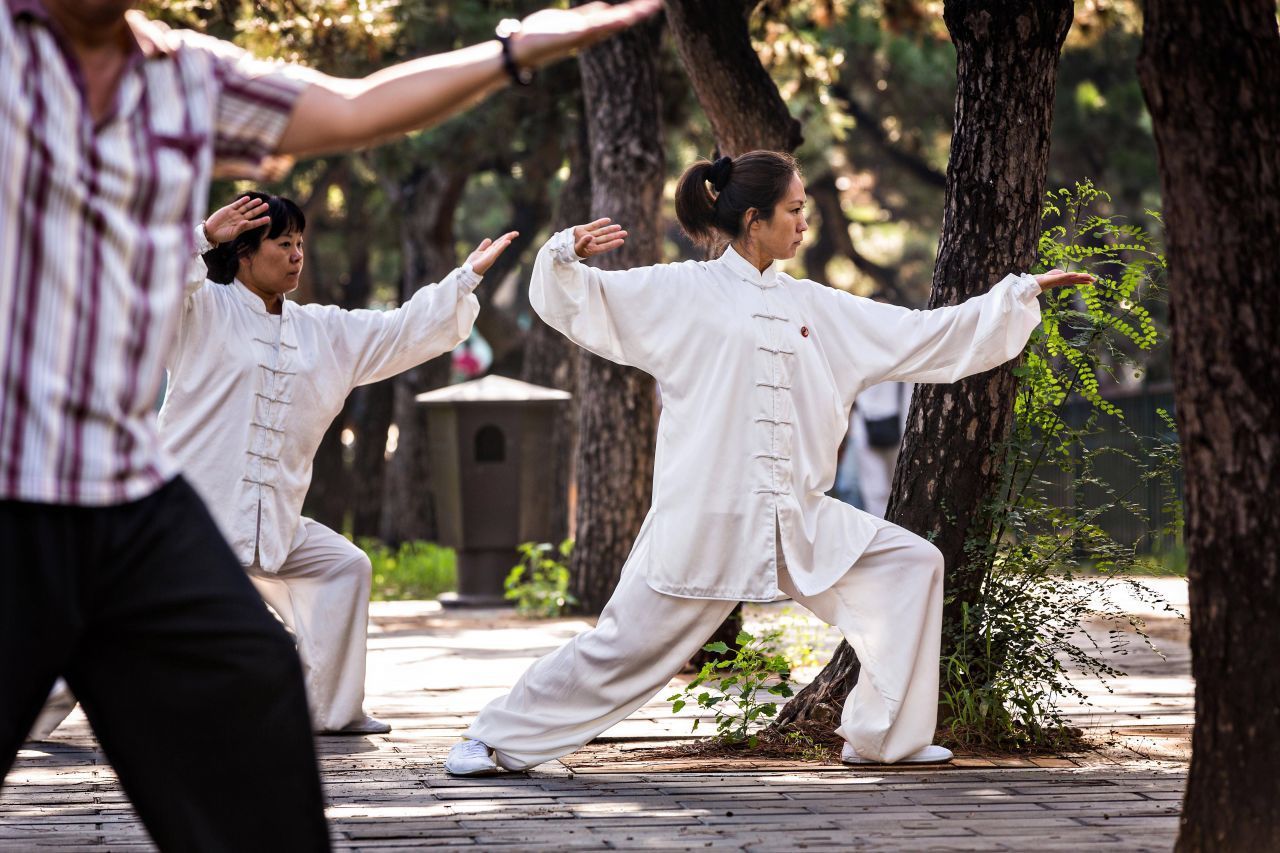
[2,579,1190,851]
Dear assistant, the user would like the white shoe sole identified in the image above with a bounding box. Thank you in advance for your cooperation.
[841,744,954,765]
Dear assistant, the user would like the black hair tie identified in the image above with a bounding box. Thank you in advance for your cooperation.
[707,156,734,192]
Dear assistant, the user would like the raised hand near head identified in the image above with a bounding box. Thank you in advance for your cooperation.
[1034,268,1096,292]
[466,231,520,275]
[203,196,272,246]
[572,218,628,260]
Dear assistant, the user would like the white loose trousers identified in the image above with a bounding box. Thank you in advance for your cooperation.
[465,515,944,769]
[247,519,374,732]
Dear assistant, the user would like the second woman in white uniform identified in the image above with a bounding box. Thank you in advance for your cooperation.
[165,193,516,734]
[445,150,1092,773]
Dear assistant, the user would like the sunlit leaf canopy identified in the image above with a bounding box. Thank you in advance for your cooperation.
[148,0,1157,310]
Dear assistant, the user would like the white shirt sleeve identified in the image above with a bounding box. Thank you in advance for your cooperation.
[323,264,482,389]
[529,228,686,378]
[184,223,214,301]
[823,273,1043,387]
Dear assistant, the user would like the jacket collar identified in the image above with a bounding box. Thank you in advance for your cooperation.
[233,279,289,317]
[718,243,779,289]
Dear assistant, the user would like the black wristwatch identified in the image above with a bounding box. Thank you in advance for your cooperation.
[495,18,534,86]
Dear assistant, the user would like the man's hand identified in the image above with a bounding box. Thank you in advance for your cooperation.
[513,0,663,68]
[1034,268,1096,292]
[466,231,520,275]
[203,196,271,246]
[572,218,627,260]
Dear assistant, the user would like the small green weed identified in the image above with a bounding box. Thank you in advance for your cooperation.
[668,630,794,747]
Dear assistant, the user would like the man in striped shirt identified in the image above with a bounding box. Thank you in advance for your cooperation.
[0,0,660,850]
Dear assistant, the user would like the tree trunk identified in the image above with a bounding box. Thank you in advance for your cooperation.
[379,166,469,545]
[1136,3,1280,850]
[350,380,393,540]
[305,165,370,532]
[568,8,664,613]
[776,0,1073,729]
[522,107,592,545]
[663,0,802,156]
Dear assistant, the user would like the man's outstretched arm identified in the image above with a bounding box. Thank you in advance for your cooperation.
[277,0,661,157]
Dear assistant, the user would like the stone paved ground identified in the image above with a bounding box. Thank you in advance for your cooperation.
[2,579,1190,851]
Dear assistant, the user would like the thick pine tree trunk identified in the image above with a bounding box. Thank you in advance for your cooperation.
[663,0,801,156]
[776,0,1073,730]
[568,9,664,613]
[379,167,468,544]
[1136,3,1280,850]
[522,111,592,545]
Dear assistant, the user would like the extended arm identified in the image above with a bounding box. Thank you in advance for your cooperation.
[529,219,679,375]
[832,269,1093,387]
[277,1,660,157]
[337,233,517,387]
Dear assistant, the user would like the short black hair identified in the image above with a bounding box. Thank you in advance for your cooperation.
[203,192,306,284]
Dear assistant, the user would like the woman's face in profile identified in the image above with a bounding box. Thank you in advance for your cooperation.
[751,173,809,262]
[242,229,305,296]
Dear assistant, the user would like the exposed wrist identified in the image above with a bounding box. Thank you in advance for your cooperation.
[194,221,217,254]
[495,20,534,86]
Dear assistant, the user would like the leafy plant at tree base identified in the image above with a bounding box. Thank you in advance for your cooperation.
[668,630,794,747]
[505,539,578,618]
[939,181,1184,751]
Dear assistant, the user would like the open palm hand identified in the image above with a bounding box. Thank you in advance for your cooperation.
[466,231,520,275]
[1035,268,1096,291]
[572,218,627,260]
[204,196,271,246]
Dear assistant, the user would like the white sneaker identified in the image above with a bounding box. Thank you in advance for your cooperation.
[444,739,502,776]
[841,742,953,765]
[321,714,392,736]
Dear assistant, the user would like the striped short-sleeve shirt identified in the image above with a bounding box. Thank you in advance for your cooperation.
[0,1,312,505]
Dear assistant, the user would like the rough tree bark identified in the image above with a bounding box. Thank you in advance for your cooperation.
[379,166,469,544]
[568,7,664,613]
[776,0,1073,730]
[1136,3,1280,850]
[663,0,802,156]
[522,108,592,544]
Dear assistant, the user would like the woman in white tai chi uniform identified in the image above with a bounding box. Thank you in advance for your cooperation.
[168,194,513,734]
[445,150,1092,774]
[33,194,515,737]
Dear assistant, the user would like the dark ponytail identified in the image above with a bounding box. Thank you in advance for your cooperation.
[674,150,800,250]
[203,192,306,284]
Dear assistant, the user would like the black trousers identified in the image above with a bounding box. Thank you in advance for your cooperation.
[0,477,330,852]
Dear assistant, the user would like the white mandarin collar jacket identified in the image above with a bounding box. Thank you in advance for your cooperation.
[532,229,1043,601]
[159,259,481,571]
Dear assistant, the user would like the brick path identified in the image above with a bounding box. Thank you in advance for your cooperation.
[2,580,1190,851]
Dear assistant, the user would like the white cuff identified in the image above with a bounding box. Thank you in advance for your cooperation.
[549,227,581,265]
[1014,273,1042,302]
[456,262,482,293]
[193,222,216,255]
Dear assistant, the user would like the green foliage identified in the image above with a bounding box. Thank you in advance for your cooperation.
[939,180,1183,751]
[359,538,457,601]
[667,631,794,748]
[504,539,578,618]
